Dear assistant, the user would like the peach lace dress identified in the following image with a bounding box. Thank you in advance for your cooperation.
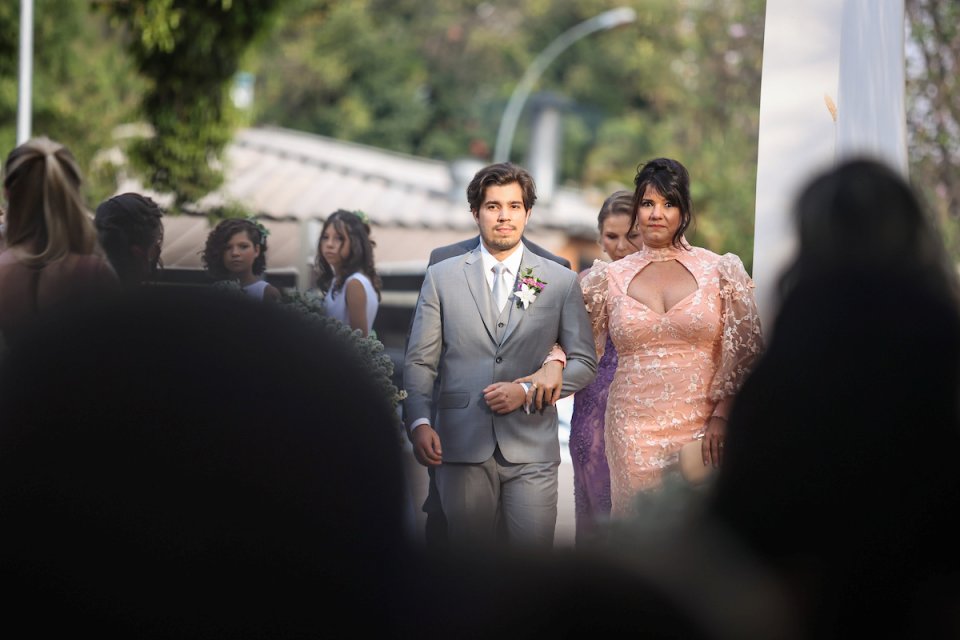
[580,242,762,516]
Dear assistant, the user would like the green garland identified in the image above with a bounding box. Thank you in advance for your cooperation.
[212,281,406,426]
[278,288,407,420]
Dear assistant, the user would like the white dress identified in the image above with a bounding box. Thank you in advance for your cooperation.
[242,280,270,300]
[322,272,379,335]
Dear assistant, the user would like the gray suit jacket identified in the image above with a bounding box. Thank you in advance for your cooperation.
[404,247,596,465]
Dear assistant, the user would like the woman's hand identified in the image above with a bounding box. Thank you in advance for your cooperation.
[702,415,727,468]
[513,360,563,412]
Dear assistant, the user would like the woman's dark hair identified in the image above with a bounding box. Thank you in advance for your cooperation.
[95,193,164,287]
[315,210,381,301]
[597,189,635,232]
[778,158,959,303]
[466,162,538,213]
[630,158,693,248]
[201,218,269,280]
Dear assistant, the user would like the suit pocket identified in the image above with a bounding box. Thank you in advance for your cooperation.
[438,392,470,409]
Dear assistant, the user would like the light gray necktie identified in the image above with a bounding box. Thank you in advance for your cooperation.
[491,262,510,312]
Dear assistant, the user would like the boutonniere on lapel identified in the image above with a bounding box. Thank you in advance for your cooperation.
[513,267,548,309]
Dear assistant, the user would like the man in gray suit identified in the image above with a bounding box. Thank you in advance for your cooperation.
[404,162,596,548]
[419,236,570,548]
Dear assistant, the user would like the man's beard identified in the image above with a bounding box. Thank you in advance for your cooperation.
[486,235,520,252]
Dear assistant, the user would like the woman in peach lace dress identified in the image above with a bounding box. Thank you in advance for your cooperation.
[580,158,762,516]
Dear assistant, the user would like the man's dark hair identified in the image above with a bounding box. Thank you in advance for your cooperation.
[466,162,537,213]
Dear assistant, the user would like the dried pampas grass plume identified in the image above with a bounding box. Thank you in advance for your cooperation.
[824,94,838,122]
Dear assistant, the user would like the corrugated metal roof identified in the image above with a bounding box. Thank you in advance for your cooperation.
[217,127,602,232]
[116,126,603,283]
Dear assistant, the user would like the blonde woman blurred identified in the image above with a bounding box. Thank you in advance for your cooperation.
[0,137,118,346]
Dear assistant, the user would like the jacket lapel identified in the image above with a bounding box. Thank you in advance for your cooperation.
[463,249,498,344]
[500,249,544,346]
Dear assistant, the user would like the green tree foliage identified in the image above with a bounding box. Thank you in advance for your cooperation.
[4,1,956,271]
[253,0,517,159]
[0,2,144,205]
[251,0,766,268]
[97,0,288,208]
[905,0,960,259]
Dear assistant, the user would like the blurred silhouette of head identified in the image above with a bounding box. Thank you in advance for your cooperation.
[95,192,165,289]
[2,136,99,266]
[0,287,406,635]
[710,158,960,638]
[778,157,958,302]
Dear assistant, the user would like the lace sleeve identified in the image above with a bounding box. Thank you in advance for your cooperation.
[579,259,610,361]
[709,254,763,401]
[542,343,566,368]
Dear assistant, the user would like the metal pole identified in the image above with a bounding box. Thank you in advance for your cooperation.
[16,0,35,144]
[493,7,636,164]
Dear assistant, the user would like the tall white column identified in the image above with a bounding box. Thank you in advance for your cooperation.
[752,0,906,333]
[835,0,907,172]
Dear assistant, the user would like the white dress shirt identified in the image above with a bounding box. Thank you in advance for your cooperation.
[478,241,525,298]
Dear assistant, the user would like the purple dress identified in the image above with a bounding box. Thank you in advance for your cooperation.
[569,334,615,544]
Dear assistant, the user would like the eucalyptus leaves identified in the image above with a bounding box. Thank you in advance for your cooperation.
[212,282,407,424]
[282,288,406,412]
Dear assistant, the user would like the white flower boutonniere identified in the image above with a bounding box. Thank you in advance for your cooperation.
[513,267,548,309]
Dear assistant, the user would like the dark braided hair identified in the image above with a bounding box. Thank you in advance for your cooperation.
[201,218,269,280]
[315,210,381,301]
[95,193,164,288]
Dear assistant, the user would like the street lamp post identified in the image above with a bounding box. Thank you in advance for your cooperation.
[17,0,34,144]
[493,7,636,164]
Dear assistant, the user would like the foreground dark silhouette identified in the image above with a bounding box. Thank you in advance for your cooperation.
[0,288,406,636]
[709,159,960,638]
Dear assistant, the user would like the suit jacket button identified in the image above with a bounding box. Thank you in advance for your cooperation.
[495,356,502,363]
[497,322,504,327]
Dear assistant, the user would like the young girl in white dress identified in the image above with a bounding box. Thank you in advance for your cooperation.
[315,210,381,337]
[202,218,281,302]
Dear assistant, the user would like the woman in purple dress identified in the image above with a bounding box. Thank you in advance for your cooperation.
[569,190,639,545]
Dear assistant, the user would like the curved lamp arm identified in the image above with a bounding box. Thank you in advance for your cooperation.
[493,7,636,163]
